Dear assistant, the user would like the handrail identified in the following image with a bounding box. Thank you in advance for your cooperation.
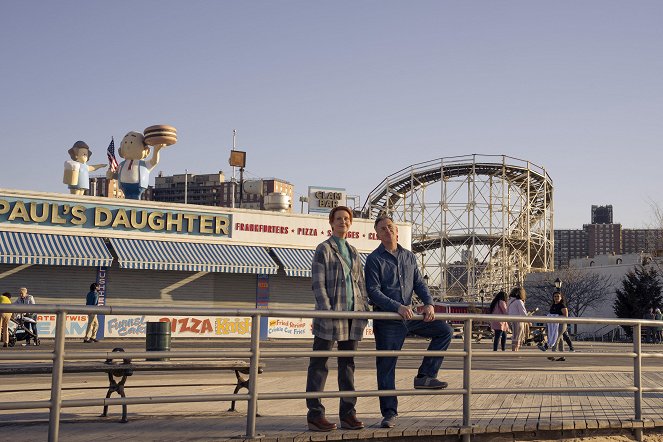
[0,303,658,441]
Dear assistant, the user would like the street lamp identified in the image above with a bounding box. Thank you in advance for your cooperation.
[554,278,562,290]
[229,149,246,208]
[479,289,485,312]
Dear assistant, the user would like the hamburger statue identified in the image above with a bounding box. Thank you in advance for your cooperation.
[107,125,177,199]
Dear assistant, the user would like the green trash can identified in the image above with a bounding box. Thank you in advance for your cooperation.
[146,321,171,361]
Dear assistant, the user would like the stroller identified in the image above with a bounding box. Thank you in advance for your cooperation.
[8,315,40,347]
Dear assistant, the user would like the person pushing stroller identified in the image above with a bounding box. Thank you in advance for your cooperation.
[14,288,38,346]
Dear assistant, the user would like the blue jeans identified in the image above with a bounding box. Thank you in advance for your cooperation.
[493,329,507,351]
[373,318,453,417]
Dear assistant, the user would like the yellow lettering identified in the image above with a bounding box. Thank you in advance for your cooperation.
[29,202,50,223]
[95,207,112,227]
[183,213,197,232]
[0,199,9,215]
[166,212,183,232]
[70,205,87,225]
[215,216,229,235]
[199,215,213,234]
[130,210,148,229]
[50,204,66,224]
[8,201,30,222]
[111,209,131,228]
[148,212,165,230]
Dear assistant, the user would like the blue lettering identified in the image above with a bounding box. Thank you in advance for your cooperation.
[108,316,146,336]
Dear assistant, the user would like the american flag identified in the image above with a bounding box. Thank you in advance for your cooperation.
[106,138,119,172]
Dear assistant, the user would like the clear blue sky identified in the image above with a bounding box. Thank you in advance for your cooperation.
[1,1,661,228]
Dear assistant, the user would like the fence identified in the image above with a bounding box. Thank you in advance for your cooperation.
[0,303,660,442]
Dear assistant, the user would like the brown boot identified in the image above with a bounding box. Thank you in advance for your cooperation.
[307,416,336,432]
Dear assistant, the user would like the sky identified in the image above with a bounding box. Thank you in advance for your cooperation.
[1,1,662,229]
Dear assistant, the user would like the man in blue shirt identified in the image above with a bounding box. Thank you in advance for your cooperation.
[84,283,100,343]
[365,215,453,428]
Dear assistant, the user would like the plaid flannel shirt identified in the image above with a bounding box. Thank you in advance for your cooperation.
[311,238,369,341]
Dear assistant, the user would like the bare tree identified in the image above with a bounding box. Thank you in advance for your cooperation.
[525,268,613,321]
[643,200,663,255]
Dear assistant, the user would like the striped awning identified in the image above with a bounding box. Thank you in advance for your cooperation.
[272,247,370,277]
[272,247,315,277]
[0,231,113,267]
[109,238,278,274]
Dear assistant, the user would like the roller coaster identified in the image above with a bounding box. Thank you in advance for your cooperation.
[361,154,553,302]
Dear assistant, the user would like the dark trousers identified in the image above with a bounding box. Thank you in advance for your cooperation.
[373,319,453,418]
[562,330,574,350]
[305,336,358,420]
[493,329,507,351]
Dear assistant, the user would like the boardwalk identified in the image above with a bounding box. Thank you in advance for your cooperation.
[2,341,663,441]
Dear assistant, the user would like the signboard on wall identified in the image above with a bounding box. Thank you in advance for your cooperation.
[36,314,89,338]
[267,317,374,339]
[104,315,253,338]
[28,315,373,339]
[0,188,412,251]
[307,186,347,214]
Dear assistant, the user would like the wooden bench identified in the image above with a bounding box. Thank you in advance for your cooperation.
[0,350,264,423]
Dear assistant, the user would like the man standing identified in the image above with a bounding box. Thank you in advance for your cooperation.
[365,215,453,428]
[305,206,369,432]
[84,283,100,343]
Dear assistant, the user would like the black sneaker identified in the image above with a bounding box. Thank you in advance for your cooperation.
[537,343,548,352]
[381,415,397,428]
[414,376,448,389]
[556,357,566,361]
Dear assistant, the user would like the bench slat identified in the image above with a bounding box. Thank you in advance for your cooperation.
[0,360,263,375]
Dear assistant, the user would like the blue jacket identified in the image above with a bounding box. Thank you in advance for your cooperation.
[364,243,433,312]
[86,290,99,306]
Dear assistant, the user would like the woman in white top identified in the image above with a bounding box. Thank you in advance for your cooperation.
[507,287,527,351]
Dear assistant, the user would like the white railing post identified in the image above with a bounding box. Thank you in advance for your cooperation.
[462,318,473,442]
[245,313,262,438]
[633,323,643,441]
[48,309,67,442]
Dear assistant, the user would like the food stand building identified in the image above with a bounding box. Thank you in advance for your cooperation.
[0,189,410,339]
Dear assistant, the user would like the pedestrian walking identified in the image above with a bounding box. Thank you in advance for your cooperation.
[644,308,656,343]
[489,291,509,351]
[655,308,663,344]
[84,283,100,343]
[14,288,37,345]
[507,287,527,351]
[538,291,568,361]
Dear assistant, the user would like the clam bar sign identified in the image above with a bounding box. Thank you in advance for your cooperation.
[308,186,346,214]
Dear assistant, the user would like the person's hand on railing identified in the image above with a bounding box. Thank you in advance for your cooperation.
[421,304,435,322]
[398,305,414,320]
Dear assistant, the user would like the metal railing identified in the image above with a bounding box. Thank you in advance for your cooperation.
[0,303,660,442]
